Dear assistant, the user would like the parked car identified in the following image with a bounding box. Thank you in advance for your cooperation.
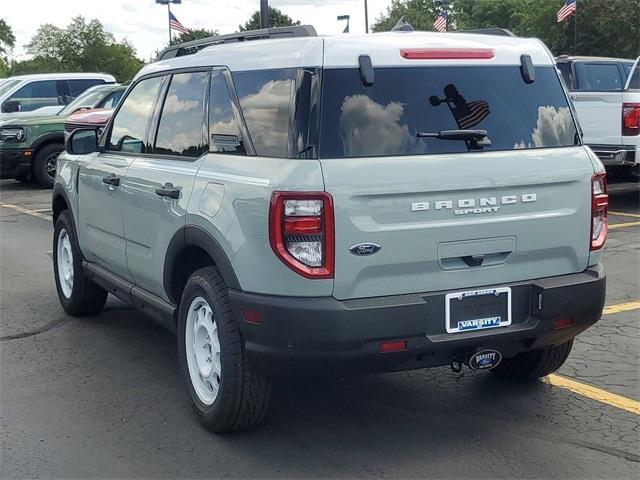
[0,72,116,121]
[54,26,606,433]
[0,84,125,187]
[556,55,639,179]
[64,108,115,140]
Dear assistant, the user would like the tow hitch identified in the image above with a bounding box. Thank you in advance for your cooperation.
[451,348,502,372]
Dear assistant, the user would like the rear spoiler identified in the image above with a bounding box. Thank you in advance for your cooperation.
[156,25,317,61]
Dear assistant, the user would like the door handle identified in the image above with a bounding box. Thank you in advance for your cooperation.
[155,182,180,199]
[102,175,120,187]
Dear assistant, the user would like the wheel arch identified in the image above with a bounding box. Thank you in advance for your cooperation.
[31,132,65,156]
[164,225,240,305]
[52,183,71,224]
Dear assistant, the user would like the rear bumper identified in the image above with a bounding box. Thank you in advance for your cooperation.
[588,144,637,167]
[230,265,606,375]
[0,148,33,178]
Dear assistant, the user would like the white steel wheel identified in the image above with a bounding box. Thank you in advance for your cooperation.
[56,228,74,298]
[185,296,222,405]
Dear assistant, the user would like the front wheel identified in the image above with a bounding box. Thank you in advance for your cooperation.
[53,210,108,316]
[178,267,271,433]
[490,340,574,381]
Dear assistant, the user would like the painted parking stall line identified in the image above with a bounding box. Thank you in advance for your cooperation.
[603,301,640,315]
[609,221,640,230]
[0,203,52,222]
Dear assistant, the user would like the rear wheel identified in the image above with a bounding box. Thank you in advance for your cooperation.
[628,164,640,183]
[15,171,31,183]
[53,210,108,316]
[33,143,63,188]
[178,267,271,433]
[490,340,573,381]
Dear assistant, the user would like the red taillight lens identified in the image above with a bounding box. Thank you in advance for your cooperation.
[269,191,334,279]
[378,340,407,353]
[399,48,494,60]
[590,173,608,251]
[622,103,640,136]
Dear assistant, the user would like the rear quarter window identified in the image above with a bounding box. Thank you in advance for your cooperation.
[319,66,578,159]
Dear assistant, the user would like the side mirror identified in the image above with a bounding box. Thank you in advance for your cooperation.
[66,128,98,155]
[2,100,21,113]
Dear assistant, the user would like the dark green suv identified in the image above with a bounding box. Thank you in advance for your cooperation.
[0,84,125,187]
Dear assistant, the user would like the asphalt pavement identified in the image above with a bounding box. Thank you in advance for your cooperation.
[1,178,639,479]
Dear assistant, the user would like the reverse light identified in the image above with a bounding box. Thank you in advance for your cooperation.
[590,173,608,251]
[400,48,494,60]
[622,103,640,136]
[269,192,334,279]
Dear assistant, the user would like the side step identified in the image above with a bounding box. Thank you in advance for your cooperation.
[83,261,177,332]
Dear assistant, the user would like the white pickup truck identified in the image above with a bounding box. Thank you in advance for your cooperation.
[557,56,640,180]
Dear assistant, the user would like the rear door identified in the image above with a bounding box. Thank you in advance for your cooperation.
[319,64,593,300]
[570,62,625,146]
[122,69,209,299]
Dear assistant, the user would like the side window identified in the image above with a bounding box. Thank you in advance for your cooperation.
[576,63,623,91]
[9,80,60,111]
[69,79,105,97]
[153,71,208,158]
[99,89,125,109]
[232,68,295,157]
[209,69,245,155]
[557,63,573,89]
[108,76,163,153]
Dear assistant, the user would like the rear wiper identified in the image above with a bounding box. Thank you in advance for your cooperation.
[416,129,491,150]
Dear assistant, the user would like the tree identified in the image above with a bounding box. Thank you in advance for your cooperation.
[0,19,15,77]
[372,0,640,58]
[239,7,300,31]
[171,28,219,45]
[13,16,143,81]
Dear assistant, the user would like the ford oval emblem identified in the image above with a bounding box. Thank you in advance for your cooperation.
[468,349,502,371]
[349,243,381,256]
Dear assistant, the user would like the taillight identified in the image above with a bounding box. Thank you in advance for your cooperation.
[590,173,608,251]
[269,192,334,279]
[622,103,640,136]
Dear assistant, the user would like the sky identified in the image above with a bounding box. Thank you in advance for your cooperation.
[4,0,392,61]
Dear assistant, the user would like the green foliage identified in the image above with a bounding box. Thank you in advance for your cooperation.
[0,18,15,77]
[11,16,143,81]
[239,7,300,31]
[373,0,640,58]
[171,28,219,46]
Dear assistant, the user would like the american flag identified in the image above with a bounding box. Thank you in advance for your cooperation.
[433,12,447,33]
[557,0,577,23]
[169,11,189,34]
[455,100,490,129]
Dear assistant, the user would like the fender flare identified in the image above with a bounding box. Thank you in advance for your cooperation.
[51,183,72,222]
[164,225,241,304]
[31,132,65,153]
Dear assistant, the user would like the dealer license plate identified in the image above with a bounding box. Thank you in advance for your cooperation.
[445,287,511,334]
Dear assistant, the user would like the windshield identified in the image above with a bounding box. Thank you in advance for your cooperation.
[0,79,21,98]
[58,87,115,116]
[319,66,579,159]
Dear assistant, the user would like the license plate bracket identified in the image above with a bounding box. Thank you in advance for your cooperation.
[445,287,511,334]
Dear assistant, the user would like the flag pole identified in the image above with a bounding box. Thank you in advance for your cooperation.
[573,0,578,54]
[168,3,172,45]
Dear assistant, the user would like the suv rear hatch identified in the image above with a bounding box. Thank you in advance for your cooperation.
[318,59,593,300]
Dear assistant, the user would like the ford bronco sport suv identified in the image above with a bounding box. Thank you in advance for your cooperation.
[52,26,607,433]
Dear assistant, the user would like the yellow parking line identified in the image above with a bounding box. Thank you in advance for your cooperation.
[0,203,52,222]
[609,221,640,230]
[545,374,640,415]
[603,301,640,315]
[609,211,640,219]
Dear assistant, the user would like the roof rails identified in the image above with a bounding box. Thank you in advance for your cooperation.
[157,25,318,61]
[457,28,516,37]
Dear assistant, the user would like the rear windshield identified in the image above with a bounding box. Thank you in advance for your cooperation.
[319,66,579,159]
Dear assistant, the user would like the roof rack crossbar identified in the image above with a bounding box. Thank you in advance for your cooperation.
[157,25,317,61]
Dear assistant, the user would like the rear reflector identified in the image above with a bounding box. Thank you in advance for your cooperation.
[379,340,407,353]
[553,317,575,329]
[400,48,494,60]
[242,309,261,325]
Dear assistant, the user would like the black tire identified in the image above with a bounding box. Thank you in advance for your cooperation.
[177,267,271,433]
[53,210,108,316]
[490,339,574,381]
[33,143,63,188]
[628,164,640,183]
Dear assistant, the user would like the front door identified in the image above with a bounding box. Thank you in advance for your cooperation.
[76,75,165,282]
[123,70,210,300]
